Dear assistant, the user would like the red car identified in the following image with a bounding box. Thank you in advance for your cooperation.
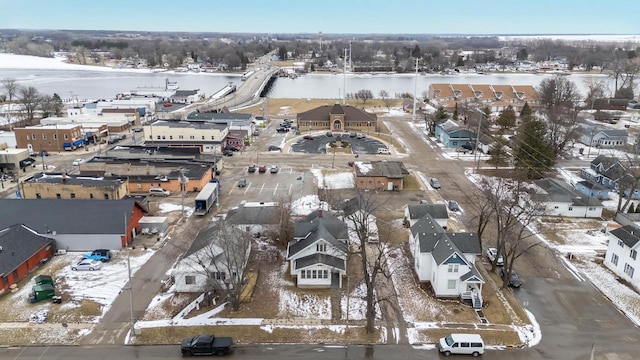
[258,165,267,173]
[163,102,173,107]
[303,135,314,140]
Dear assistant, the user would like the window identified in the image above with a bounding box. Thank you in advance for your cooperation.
[619,240,625,247]
[301,271,306,279]
[42,134,47,140]
[89,194,94,199]
[53,134,57,140]
[624,263,635,278]
[169,135,173,140]
[64,134,68,140]
[178,135,184,139]
[461,343,470,348]
[211,136,215,140]
[447,279,456,290]
[185,275,196,285]
[202,135,205,140]
[56,194,61,199]
[317,243,326,252]
[448,264,459,273]
[312,270,317,279]
[161,135,166,140]
[70,193,76,199]
[631,250,637,260]
[568,206,574,211]
[36,193,41,199]
[103,194,109,199]
[215,272,227,280]
[31,134,36,140]
[157,135,161,140]
[612,253,619,266]
[190,135,195,140]
[323,270,328,279]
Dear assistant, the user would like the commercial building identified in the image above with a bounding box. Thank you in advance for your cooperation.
[143,120,228,153]
[297,103,377,133]
[20,173,128,200]
[353,161,409,191]
[14,124,83,153]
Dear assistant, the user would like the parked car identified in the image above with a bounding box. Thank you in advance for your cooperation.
[438,333,485,357]
[163,102,173,107]
[326,131,333,137]
[283,119,293,124]
[180,334,234,357]
[133,127,143,132]
[253,130,260,136]
[350,132,357,138]
[377,148,390,154]
[303,135,314,140]
[276,127,289,133]
[226,146,239,152]
[72,159,85,166]
[83,249,111,262]
[281,122,291,128]
[448,200,460,212]
[430,178,441,189]
[258,165,267,173]
[486,247,504,266]
[268,145,281,151]
[357,134,365,139]
[500,268,522,288]
[238,179,247,188]
[71,259,102,271]
[270,165,279,173]
[149,188,171,197]
[223,150,233,156]
[248,165,257,173]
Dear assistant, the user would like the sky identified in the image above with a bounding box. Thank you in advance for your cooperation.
[0,0,638,35]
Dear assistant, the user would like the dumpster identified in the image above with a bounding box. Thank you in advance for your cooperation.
[34,275,54,287]
[29,284,55,303]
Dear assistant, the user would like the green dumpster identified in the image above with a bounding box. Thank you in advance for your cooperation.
[29,284,55,303]
[34,275,54,287]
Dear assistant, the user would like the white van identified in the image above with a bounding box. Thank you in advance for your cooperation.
[149,188,171,197]
[438,333,485,357]
[377,148,390,154]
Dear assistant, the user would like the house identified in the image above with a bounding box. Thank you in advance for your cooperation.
[353,161,409,191]
[169,90,201,104]
[580,127,628,149]
[409,213,483,308]
[0,225,55,292]
[580,155,626,190]
[402,99,425,113]
[603,225,639,290]
[224,202,280,236]
[428,83,539,112]
[575,180,610,200]
[0,199,146,250]
[404,204,449,229]
[297,103,377,133]
[287,210,348,288]
[434,119,476,148]
[532,178,603,218]
[173,222,252,293]
[20,173,128,200]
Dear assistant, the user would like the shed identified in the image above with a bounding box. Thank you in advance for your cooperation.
[138,216,169,235]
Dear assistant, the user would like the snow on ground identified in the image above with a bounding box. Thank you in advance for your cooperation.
[159,203,195,217]
[340,281,368,320]
[310,168,354,189]
[291,194,329,216]
[0,53,150,72]
[379,108,407,117]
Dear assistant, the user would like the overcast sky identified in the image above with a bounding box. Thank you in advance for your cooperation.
[1,0,638,35]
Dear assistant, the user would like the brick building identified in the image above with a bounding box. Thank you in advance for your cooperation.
[20,173,128,200]
[14,124,83,153]
[0,225,55,292]
[353,161,409,191]
[297,103,377,133]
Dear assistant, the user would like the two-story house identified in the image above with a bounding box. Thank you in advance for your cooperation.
[286,210,348,288]
[603,225,639,290]
[532,178,603,218]
[580,155,626,190]
[434,119,476,149]
[409,213,484,308]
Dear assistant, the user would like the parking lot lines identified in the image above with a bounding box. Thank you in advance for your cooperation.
[273,183,279,196]
[244,182,252,194]
[259,183,265,194]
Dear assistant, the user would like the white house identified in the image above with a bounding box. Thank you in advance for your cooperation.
[286,210,348,288]
[410,214,484,308]
[603,225,640,290]
[174,223,251,293]
[224,202,280,236]
[532,178,604,218]
[404,204,449,229]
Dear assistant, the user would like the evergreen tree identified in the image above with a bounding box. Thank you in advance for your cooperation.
[636,203,640,213]
[486,139,511,168]
[628,203,636,213]
[520,102,532,122]
[411,45,422,58]
[482,106,491,119]
[278,45,288,61]
[456,56,465,67]
[453,103,459,120]
[434,106,448,121]
[496,105,516,130]
[512,119,556,179]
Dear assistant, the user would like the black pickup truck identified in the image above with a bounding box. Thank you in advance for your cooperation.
[180,334,234,356]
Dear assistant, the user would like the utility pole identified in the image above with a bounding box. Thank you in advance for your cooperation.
[349,40,353,72]
[412,58,419,123]
[179,168,188,218]
[127,253,135,333]
[473,111,484,172]
[343,48,348,105]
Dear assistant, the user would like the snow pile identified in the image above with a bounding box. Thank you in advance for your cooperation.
[29,310,48,323]
[514,309,542,347]
[159,203,194,217]
[311,168,354,189]
[354,162,373,174]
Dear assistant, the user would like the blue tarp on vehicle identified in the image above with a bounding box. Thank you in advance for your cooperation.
[73,139,84,147]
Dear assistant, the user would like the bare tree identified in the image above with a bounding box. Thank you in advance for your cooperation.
[479,177,547,288]
[536,75,582,155]
[19,86,40,123]
[355,89,374,104]
[2,78,18,128]
[185,221,252,311]
[583,78,609,110]
[343,192,394,333]
[378,90,393,111]
[275,195,295,248]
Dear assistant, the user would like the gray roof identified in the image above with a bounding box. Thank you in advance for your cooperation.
[184,223,219,258]
[25,173,125,188]
[354,161,409,178]
[289,210,348,257]
[593,128,628,138]
[0,199,143,235]
[151,120,227,130]
[432,237,468,265]
[449,232,482,254]
[225,204,280,226]
[411,214,481,255]
[294,253,346,271]
[187,112,253,121]
[610,225,640,249]
[172,90,198,97]
[577,180,607,191]
[407,204,449,220]
[297,104,376,123]
[533,178,603,207]
[460,267,484,282]
[0,225,55,277]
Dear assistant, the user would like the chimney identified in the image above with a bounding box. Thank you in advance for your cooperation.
[318,209,323,218]
[62,173,67,182]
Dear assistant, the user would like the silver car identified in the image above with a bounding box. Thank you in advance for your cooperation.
[70,259,103,271]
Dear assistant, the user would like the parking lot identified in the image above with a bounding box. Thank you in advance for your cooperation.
[290,132,387,154]
[219,165,312,204]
